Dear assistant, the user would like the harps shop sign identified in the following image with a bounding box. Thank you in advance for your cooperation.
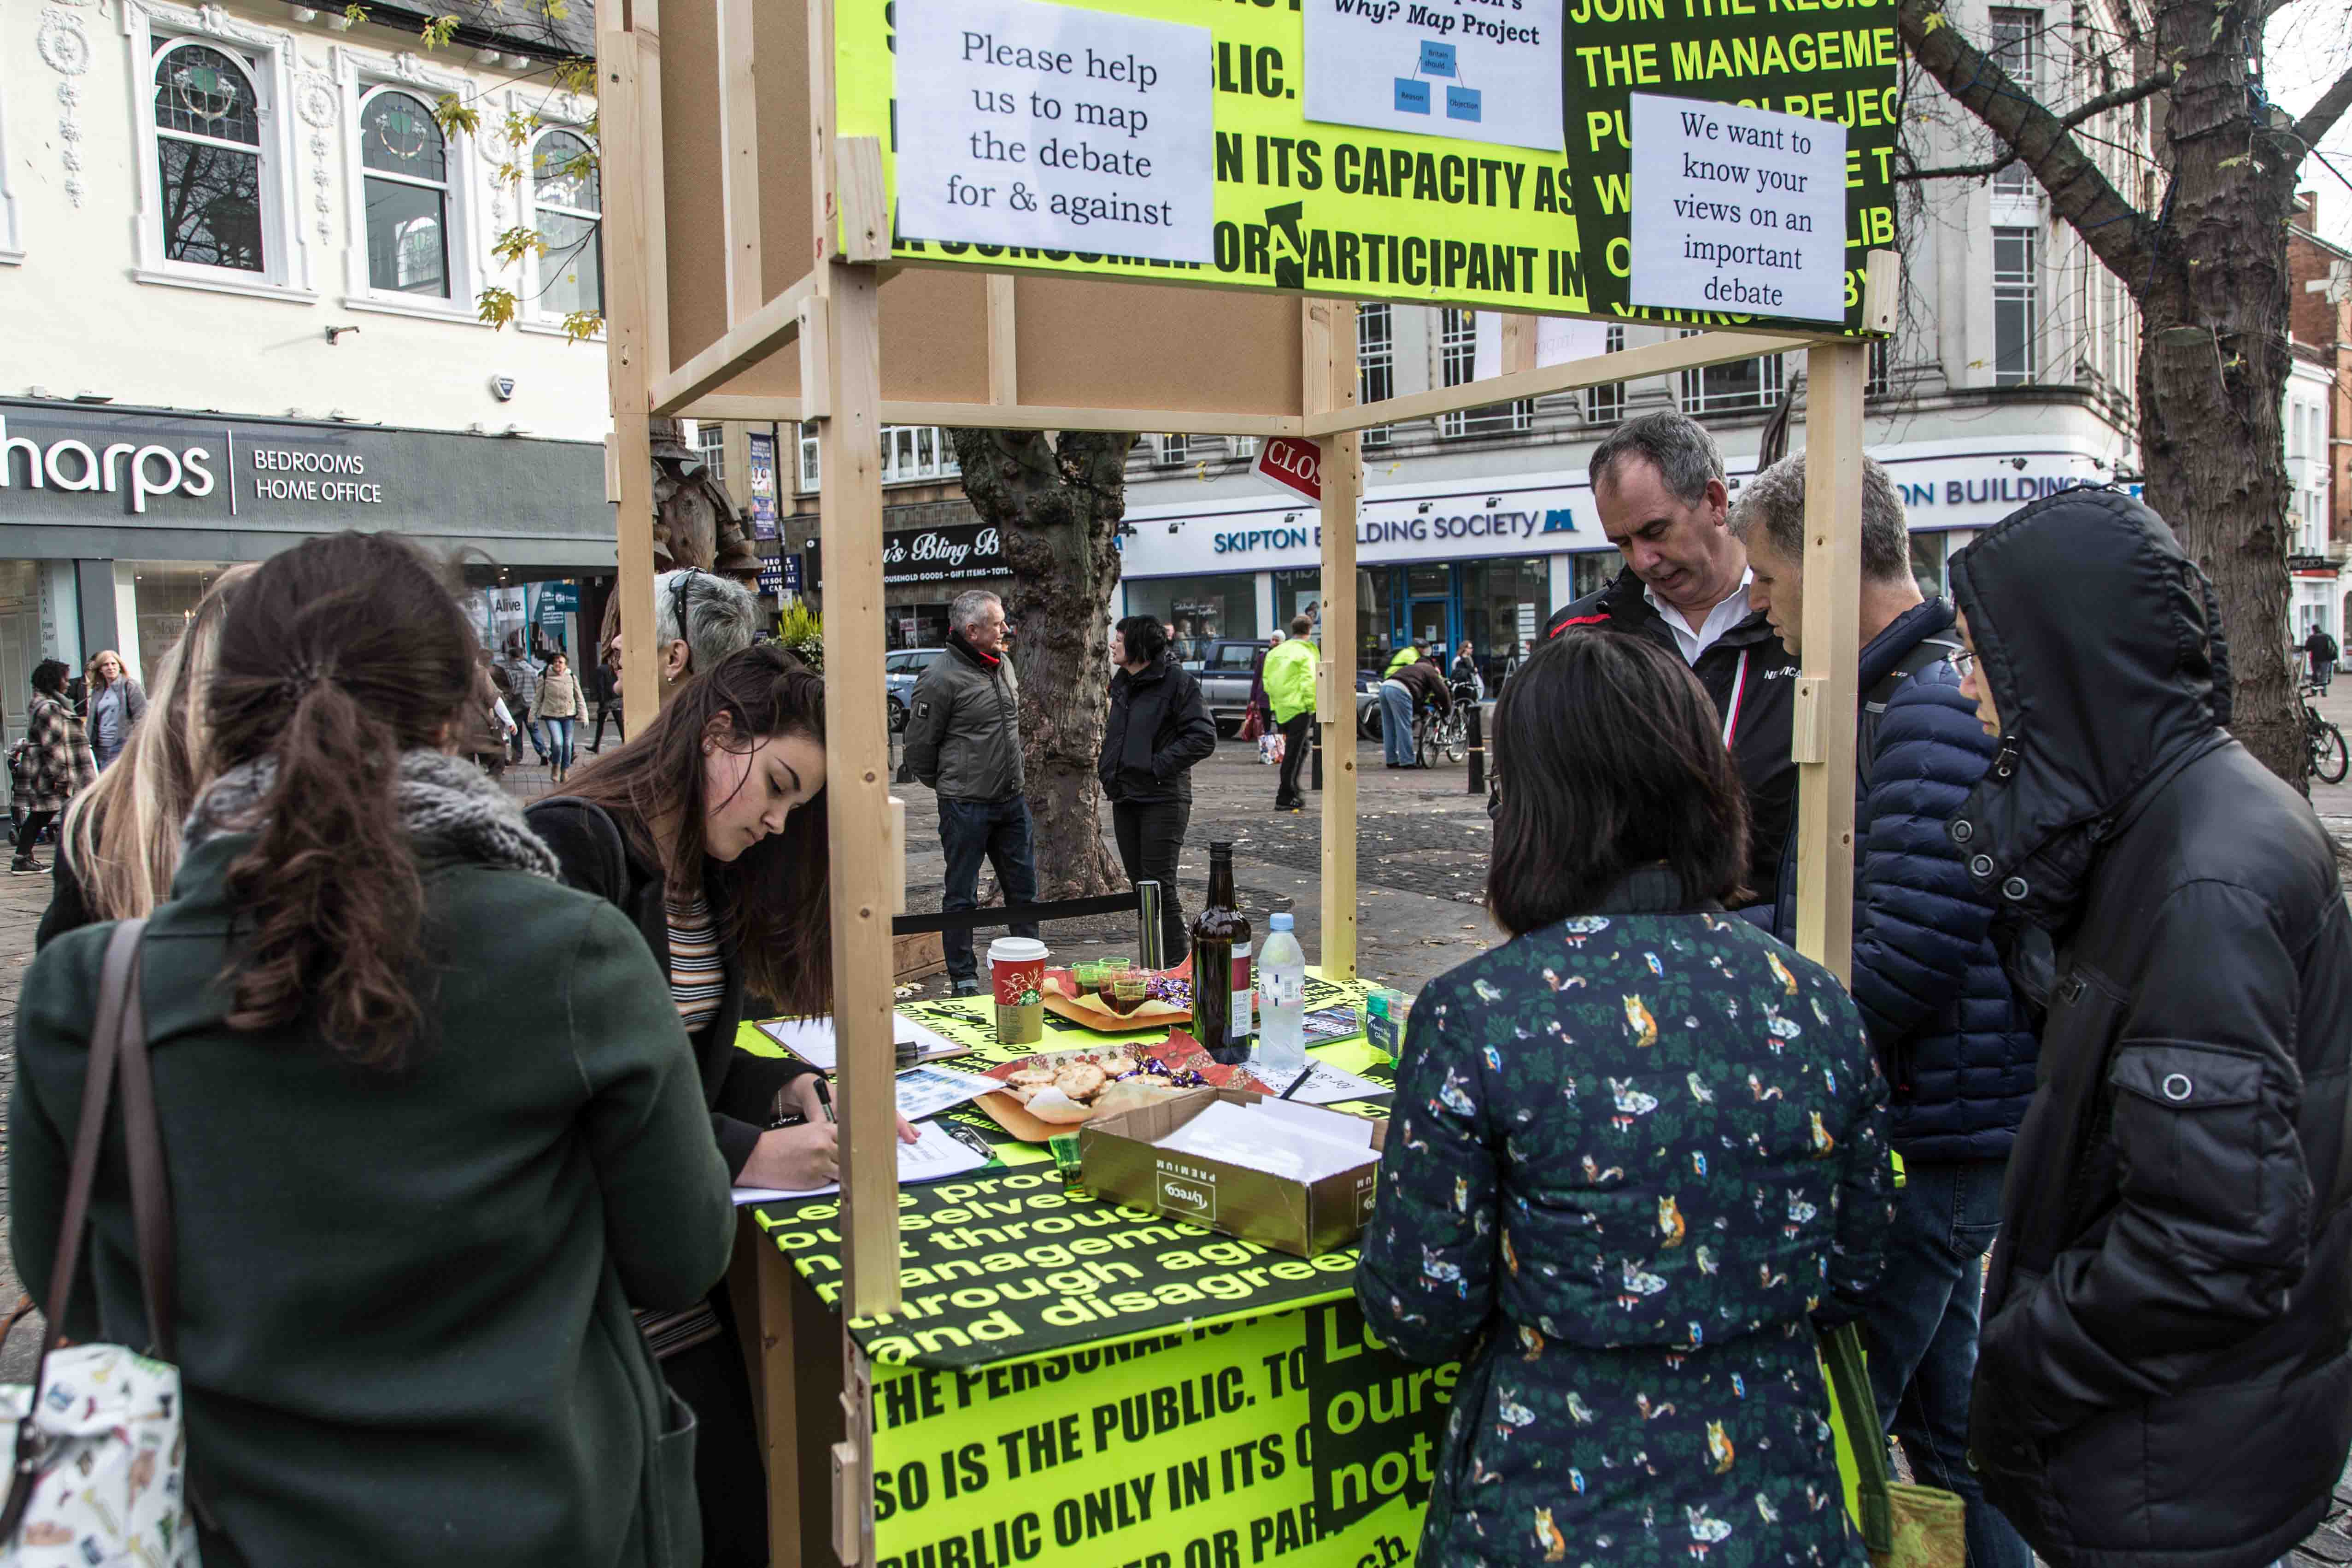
[807,521,1009,587]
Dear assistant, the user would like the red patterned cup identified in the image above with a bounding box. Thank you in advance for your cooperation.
[988,937,1049,1045]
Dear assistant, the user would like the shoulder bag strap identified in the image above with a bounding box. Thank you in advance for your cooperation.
[0,918,163,1538]
[1819,1319,1895,1556]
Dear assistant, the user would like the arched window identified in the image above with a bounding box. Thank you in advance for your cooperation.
[153,42,265,273]
[531,129,601,318]
[360,88,450,297]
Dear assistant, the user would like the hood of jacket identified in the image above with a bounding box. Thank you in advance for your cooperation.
[1947,487,2232,931]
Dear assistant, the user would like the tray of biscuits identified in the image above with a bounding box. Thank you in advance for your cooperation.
[973,1033,1273,1143]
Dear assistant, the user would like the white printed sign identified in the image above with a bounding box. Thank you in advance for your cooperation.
[1627,93,1846,322]
[1303,0,1564,152]
[895,0,1214,263]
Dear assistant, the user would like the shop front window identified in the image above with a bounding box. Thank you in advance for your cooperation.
[1572,551,1618,601]
[1125,575,1258,664]
[1459,558,1549,675]
[128,561,235,674]
[1273,569,1322,640]
[1909,531,1950,601]
[1356,567,1393,675]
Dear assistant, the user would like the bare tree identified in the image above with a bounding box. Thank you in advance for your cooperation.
[947,429,1133,899]
[1898,0,2352,782]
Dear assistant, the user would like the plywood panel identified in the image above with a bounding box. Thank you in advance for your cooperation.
[878,270,992,405]
[1015,277,1302,420]
[757,0,815,311]
[659,0,728,369]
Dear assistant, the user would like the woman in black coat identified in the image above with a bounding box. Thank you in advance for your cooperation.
[1098,614,1217,962]
[529,644,912,1568]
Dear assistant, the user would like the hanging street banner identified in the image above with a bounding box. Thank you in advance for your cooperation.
[832,0,1897,331]
[746,430,780,542]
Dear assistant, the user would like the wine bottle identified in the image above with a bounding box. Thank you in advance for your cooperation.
[1189,840,1254,1061]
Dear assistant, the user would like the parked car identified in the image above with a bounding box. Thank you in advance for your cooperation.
[1183,639,1271,735]
[885,646,944,731]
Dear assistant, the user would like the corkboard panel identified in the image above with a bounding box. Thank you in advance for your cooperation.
[1013,277,1301,419]
[756,0,814,314]
[659,0,727,370]
[878,270,992,406]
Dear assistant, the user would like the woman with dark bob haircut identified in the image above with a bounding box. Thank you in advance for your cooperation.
[1356,629,1895,1568]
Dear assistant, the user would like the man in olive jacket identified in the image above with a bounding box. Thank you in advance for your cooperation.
[904,588,1036,995]
[1951,489,2352,1568]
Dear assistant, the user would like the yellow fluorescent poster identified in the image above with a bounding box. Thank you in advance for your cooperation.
[832,0,1897,332]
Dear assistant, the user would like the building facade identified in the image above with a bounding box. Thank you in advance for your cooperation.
[2290,191,2352,644]
[0,0,613,727]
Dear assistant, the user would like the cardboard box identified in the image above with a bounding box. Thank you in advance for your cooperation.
[1079,1088,1387,1257]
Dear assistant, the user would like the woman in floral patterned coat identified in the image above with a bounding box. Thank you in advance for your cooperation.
[1358,631,1894,1568]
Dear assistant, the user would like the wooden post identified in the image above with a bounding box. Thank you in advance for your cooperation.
[598,0,661,722]
[1306,299,1361,981]
[1789,339,1869,983]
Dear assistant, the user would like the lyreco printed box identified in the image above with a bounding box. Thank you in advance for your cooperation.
[1079,1088,1387,1258]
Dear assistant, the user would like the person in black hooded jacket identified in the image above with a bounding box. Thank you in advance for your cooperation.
[1099,614,1217,961]
[1949,488,2352,1568]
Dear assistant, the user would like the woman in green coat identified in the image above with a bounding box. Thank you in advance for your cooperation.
[10,533,734,1567]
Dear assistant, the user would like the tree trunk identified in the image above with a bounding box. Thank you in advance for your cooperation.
[948,428,1132,899]
[2133,0,2303,784]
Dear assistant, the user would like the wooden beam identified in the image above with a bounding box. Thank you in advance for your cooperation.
[648,273,815,415]
[1500,313,1537,375]
[835,137,889,263]
[633,0,669,382]
[598,0,660,723]
[1790,337,1869,985]
[986,276,1019,406]
[678,393,806,422]
[1306,327,1830,437]
[875,402,1303,436]
[751,1221,804,1567]
[717,0,761,325]
[1861,247,1900,335]
[1305,298,1361,981]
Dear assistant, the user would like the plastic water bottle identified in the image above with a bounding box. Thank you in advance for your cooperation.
[1255,912,1308,1082]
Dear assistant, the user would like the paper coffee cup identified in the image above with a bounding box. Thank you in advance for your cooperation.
[988,936,1050,1045]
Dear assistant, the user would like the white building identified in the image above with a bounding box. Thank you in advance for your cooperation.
[1114,0,2158,677]
[0,0,613,726]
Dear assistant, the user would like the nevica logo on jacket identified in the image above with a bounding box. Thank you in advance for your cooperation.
[0,416,216,514]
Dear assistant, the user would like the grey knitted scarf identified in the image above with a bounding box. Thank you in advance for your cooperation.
[187,749,562,880]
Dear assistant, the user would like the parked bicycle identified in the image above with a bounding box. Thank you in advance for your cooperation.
[2304,683,2347,785]
[1414,682,1480,768]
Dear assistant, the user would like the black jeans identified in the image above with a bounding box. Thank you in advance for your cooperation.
[661,1289,768,1568]
[939,794,1040,982]
[1112,798,1190,962]
[591,700,623,750]
[15,809,55,859]
[1276,713,1313,806]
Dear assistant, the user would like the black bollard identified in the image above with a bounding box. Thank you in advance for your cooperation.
[892,729,915,786]
[1311,719,1324,792]
[1465,701,1486,794]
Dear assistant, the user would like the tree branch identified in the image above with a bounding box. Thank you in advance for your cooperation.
[1900,69,2174,180]
[1897,0,2157,284]
[2293,61,2352,157]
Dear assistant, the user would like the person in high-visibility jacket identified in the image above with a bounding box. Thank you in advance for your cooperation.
[1261,618,1320,812]
[1383,639,1423,677]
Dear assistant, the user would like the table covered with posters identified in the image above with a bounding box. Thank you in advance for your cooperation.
[733,976,1455,1568]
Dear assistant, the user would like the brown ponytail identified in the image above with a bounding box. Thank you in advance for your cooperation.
[206,534,476,1069]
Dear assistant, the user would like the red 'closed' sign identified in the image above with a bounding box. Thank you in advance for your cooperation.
[1250,436,1322,502]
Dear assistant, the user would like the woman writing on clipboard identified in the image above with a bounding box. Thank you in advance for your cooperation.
[528,643,915,1568]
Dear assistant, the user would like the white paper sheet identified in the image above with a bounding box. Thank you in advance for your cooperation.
[757,1015,966,1072]
[893,1064,1006,1121]
[1152,1099,1379,1186]
[1246,1057,1390,1106]
[732,1121,992,1205]
[1302,0,1564,152]
[1627,93,1847,323]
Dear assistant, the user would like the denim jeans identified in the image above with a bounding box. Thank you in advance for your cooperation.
[939,794,1040,983]
[1379,681,1415,766]
[511,714,547,764]
[543,717,575,771]
[1863,1158,2034,1568]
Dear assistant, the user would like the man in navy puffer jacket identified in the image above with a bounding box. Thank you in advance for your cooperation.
[1736,453,2039,1568]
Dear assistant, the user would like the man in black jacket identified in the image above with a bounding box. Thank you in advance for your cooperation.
[1951,489,2352,1568]
[2304,623,2338,693]
[1547,411,1797,908]
[1099,614,1217,960]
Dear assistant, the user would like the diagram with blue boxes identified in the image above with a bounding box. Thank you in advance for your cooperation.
[1305,0,1564,153]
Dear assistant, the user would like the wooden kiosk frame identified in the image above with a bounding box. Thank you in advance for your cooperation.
[596,0,1895,1552]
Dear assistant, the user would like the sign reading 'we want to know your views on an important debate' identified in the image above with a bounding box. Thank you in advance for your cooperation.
[839,0,1897,332]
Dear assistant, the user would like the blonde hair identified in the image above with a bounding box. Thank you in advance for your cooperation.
[87,651,125,688]
[62,565,254,921]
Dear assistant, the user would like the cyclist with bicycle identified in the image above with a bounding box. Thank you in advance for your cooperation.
[1384,656,1453,770]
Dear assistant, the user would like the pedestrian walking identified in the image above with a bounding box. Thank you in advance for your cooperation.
[589,651,625,751]
[904,589,1038,998]
[532,649,587,783]
[1736,452,2037,1568]
[1357,628,1891,1568]
[9,532,734,1567]
[12,659,94,875]
[1382,654,1452,768]
[41,567,253,947]
[1548,412,1799,913]
[1950,489,2352,1566]
[1449,638,1484,698]
[1262,613,1319,810]
[532,644,915,1568]
[2305,623,2337,693]
[82,649,147,771]
[495,635,546,767]
[1099,615,1217,963]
